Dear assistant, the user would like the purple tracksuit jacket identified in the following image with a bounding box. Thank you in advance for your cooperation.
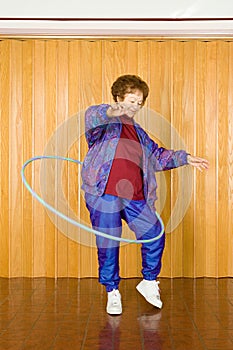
[81,104,188,210]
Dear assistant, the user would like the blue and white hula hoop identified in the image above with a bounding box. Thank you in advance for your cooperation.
[21,155,164,244]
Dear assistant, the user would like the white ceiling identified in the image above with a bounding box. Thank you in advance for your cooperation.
[0,0,233,36]
[1,0,233,18]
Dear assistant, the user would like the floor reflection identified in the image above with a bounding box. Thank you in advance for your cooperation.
[98,315,121,350]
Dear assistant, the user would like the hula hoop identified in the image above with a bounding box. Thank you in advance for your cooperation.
[21,155,164,244]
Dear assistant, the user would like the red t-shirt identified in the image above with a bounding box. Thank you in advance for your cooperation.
[104,115,144,200]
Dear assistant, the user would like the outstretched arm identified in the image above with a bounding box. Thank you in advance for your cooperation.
[187,155,209,172]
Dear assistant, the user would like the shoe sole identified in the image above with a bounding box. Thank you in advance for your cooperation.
[106,307,122,315]
[136,283,162,309]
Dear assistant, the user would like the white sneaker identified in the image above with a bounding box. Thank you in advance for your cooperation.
[106,289,122,315]
[136,280,162,309]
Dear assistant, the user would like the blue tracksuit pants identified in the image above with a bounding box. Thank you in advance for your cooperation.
[85,193,165,292]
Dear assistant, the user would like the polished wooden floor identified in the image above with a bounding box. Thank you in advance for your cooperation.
[0,277,233,349]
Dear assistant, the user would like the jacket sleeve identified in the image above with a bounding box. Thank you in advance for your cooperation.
[142,130,188,171]
[84,104,110,148]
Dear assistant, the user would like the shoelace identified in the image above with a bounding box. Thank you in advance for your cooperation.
[110,290,121,305]
[146,281,161,298]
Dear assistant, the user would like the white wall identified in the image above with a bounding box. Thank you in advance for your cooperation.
[0,0,233,35]
[1,0,233,18]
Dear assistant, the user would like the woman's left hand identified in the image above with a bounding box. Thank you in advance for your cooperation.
[187,155,210,172]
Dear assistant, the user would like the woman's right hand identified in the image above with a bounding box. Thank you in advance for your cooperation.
[107,103,140,118]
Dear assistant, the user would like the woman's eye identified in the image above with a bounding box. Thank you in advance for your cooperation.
[129,100,142,105]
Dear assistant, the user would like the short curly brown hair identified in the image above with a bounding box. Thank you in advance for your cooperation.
[111,74,149,106]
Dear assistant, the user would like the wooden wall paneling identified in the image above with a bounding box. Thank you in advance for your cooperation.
[170,40,185,277]
[44,40,58,277]
[79,40,103,277]
[203,41,218,277]
[9,40,23,277]
[102,40,128,104]
[22,40,33,277]
[228,42,233,276]
[56,40,69,277]
[1,37,233,278]
[136,40,150,85]
[149,40,172,277]
[217,41,231,277]
[33,40,46,276]
[195,41,207,277]
[0,40,10,277]
[67,40,81,277]
[181,41,196,277]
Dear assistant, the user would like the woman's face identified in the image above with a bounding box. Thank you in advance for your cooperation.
[117,89,144,118]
